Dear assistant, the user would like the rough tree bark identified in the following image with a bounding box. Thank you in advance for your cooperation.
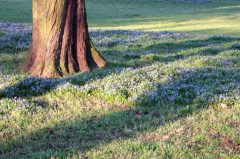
[23,0,107,77]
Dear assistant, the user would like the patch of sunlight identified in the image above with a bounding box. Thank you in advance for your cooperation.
[92,17,240,36]
[216,5,240,10]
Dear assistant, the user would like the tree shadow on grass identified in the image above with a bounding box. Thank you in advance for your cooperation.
[0,32,239,99]
[102,34,240,69]
[0,66,239,158]
[0,66,127,98]
[0,31,240,158]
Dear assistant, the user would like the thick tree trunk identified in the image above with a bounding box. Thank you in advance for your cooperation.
[23,0,107,78]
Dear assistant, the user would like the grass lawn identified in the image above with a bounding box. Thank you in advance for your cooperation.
[0,0,240,158]
[0,25,240,158]
[0,0,240,36]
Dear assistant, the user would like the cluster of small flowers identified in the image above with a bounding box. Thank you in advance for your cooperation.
[1,77,61,97]
[6,32,31,49]
[0,22,31,33]
[0,23,239,108]
[1,65,239,113]
[90,29,191,48]
[0,22,192,51]
[90,30,189,39]
[0,22,32,49]
[174,0,211,4]
[0,74,15,90]
[74,64,240,106]
[0,97,34,119]
[55,82,80,91]
[159,67,240,104]
[1,33,31,49]
[76,63,175,99]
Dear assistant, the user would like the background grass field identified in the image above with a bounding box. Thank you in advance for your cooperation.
[0,0,240,36]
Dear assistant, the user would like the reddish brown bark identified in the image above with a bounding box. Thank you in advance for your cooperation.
[23,0,107,78]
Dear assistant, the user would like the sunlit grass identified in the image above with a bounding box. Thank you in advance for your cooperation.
[0,0,240,35]
[91,17,240,36]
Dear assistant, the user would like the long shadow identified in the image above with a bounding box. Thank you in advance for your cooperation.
[102,34,240,67]
[105,35,239,56]
[0,66,239,158]
[0,67,124,98]
[0,33,239,99]
[0,30,240,158]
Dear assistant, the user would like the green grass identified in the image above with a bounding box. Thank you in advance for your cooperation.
[0,0,240,36]
[0,0,240,158]
[0,31,240,158]
[0,32,4,38]
[0,0,32,23]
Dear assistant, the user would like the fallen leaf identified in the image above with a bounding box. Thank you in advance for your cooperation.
[220,138,240,153]
[161,135,170,141]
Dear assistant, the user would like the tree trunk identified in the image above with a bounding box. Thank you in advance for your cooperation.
[23,0,107,78]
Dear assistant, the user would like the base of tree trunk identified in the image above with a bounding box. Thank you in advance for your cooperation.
[22,0,107,78]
